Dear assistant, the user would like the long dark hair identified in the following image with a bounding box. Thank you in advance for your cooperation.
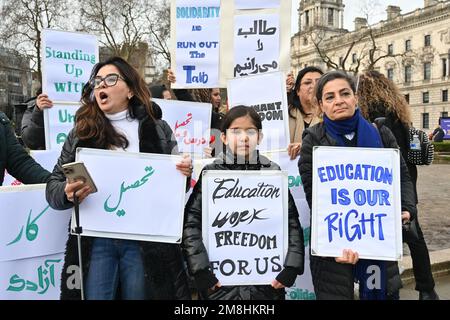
[221,105,262,133]
[289,66,323,118]
[75,56,153,149]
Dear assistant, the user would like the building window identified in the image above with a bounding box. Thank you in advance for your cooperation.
[328,8,334,26]
[424,62,431,80]
[305,10,310,27]
[423,92,430,104]
[405,65,412,83]
[352,53,357,64]
[388,44,394,55]
[422,113,429,129]
[442,112,449,118]
[404,94,410,104]
[443,89,449,102]
[387,68,394,81]
[424,35,431,47]
[443,58,448,77]
[405,39,411,51]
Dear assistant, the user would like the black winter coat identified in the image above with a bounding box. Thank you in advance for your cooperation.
[0,112,50,185]
[45,106,190,300]
[298,122,417,300]
[183,152,305,300]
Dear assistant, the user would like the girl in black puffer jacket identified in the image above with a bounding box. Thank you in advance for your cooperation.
[183,106,304,300]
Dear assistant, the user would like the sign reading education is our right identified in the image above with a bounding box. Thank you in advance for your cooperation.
[311,147,403,261]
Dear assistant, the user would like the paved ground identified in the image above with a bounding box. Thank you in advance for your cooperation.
[399,164,450,300]
[412,164,450,253]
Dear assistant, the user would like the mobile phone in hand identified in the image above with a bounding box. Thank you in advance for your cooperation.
[61,161,98,193]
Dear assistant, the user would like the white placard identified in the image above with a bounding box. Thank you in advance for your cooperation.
[73,148,186,243]
[172,0,221,88]
[30,149,61,173]
[154,98,211,155]
[185,158,216,203]
[262,151,316,299]
[311,147,403,261]
[0,185,71,262]
[228,72,289,152]
[234,0,280,10]
[42,29,98,103]
[234,14,279,77]
[44,103,79,151]
[0,253,64,300]
[202,170,288,285]
[2,170,22,186]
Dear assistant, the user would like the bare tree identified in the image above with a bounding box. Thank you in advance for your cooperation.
[79,0,147,61]
[144,0,171,66]
[0,0,70,82]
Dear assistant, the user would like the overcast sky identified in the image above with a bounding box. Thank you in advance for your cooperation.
[291,0,425,34]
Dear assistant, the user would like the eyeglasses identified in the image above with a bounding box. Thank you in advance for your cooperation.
[91,73,125,89]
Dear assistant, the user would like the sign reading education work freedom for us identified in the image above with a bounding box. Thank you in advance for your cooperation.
[42,29,98,103]
[153,98,211,155]
[228,72,289,152]
[172,0,220,88]
[44,103,80,151]
[0,253,64,300]
[311,147,403,261]
[234,14,279,77]
[0,185,71,262]
[202,170,288,285]
[74,148,186,243]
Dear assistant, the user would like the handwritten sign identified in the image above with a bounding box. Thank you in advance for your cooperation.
[171,0,221,88]
[311,147,403,261]
[228,72,289,152]
[153,98,212,155]
[263,151,316,299]
[42,29,98,103]
[2,170,21,186]
[202,170,288,285]
[234,14,279,77]
[73,148,186,243]
[0,185,71,262]
[44,103,80,151]
[234,0,280,10]
[0,253,64,300]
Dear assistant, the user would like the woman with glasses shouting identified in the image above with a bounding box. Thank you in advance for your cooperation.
[46,57,192,300]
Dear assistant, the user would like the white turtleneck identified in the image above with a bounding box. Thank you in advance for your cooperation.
[104,109,139,152]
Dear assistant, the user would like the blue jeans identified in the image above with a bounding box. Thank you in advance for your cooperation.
[85,238,146,300]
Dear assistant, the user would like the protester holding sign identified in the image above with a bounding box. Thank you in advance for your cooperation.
[46,57,192,300]
[287,67,323,160]
[183,106,304,300]
[358,70,438,300]
[0,112,51,186]
[21,90,53,150]
[299,71,417,300]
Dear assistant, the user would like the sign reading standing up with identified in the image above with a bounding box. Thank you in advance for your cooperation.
[202,170,288,286]
[42,29,98,103]
[311,147,403,261]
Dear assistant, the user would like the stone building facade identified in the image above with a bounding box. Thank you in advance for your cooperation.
[291,0,450,131]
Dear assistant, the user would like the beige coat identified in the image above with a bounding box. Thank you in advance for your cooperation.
[288,107,321,144]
